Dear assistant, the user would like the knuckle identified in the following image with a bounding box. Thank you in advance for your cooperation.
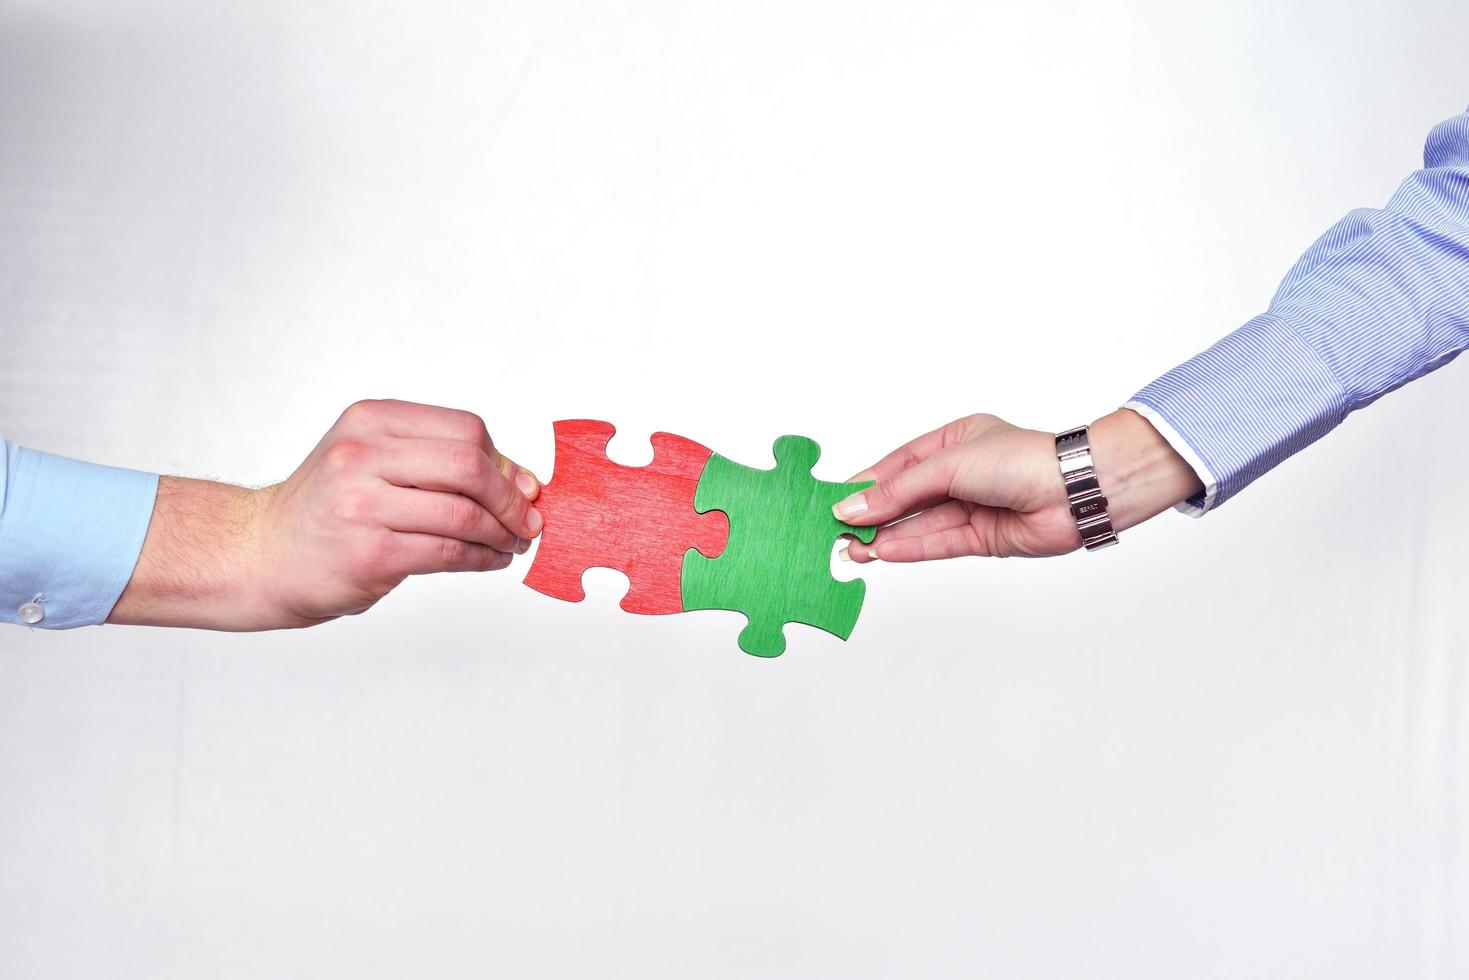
[960,413,1002,439]
[340,399,383,427]
[447,443,486,483]
[322,437,371,475]
[333,487,376,524]
[439,536,470,567]
[447,497,482,537]
[873,479,901,503]
[453,410,487,444]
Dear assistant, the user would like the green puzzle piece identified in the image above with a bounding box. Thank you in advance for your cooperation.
[680,435,877,658]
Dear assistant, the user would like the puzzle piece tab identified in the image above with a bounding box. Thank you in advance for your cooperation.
[680,435,876,657]
[524,419,730,615]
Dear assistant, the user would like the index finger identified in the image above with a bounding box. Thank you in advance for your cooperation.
[848,414,997,483]
[376,438,542,541]
[834,443,966,526]
[342,399,541,499]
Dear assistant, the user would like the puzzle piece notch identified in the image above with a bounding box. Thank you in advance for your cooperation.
[524,419,729,615]
[681,435,876,657]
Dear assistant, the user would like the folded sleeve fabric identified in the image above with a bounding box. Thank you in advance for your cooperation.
[1129,107,1469,516]
[0,438,159,629]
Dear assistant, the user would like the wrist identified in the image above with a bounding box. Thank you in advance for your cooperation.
[109,477,278,630]
[1085,408,1204,533]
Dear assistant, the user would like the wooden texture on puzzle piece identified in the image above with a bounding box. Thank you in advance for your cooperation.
[524,419,730,615]
[680,435,877,658]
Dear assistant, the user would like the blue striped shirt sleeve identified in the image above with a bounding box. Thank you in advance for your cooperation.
[0,438,159,629]
[1128,107,1469,515]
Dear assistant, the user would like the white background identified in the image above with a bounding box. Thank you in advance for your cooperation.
[2,1,1467,977]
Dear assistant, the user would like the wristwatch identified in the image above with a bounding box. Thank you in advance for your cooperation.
[1055,425,1119,551]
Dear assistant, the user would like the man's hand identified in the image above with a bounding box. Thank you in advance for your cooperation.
[834,409,1203,561]
[109,400,542,630]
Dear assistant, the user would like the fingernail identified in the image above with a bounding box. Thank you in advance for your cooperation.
[515,537,529,554]
[837,545,852,562]
[515,472,538,497]
[527,507,544,534]
[832,493,868,520]
[867,547,881,561]
[848,469,876,483]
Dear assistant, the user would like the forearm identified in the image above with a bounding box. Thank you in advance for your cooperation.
[1087,408,1204,532]
[108,477,278,630]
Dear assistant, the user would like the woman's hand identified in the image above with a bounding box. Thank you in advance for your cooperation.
[834,409,1203,562]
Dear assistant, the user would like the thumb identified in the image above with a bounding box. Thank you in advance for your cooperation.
[832,445,963,526]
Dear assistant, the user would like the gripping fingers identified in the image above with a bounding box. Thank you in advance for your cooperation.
[869,526,984,563]
[383,401,541,502]
[497,453,542,503]
[833,445,965,526]
[381,486,526,553]
[376,438,541,541]
[845,415,1002,484]
[346,399,492,446]
[844,501,973,564]
[392,532,513,575]
[846,421,961,484]
[840,502,975,564]
[340,400,541,515]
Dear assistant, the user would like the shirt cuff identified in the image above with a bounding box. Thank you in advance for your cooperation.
[1126,313,1351,515]
[0,441,159,629]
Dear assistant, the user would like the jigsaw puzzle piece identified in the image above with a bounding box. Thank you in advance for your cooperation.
[680,435,877,657]
[524,419,729,615]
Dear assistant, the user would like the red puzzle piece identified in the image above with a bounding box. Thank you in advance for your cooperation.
[523,419,730,614]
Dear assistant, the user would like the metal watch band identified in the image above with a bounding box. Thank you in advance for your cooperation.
[1055,425,1119,551]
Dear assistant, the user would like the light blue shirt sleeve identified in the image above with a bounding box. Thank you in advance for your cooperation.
[0,438,159,629]
[1128,107,1469,515]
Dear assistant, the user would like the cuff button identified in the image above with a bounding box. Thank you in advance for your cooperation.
[18,602,44,625]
